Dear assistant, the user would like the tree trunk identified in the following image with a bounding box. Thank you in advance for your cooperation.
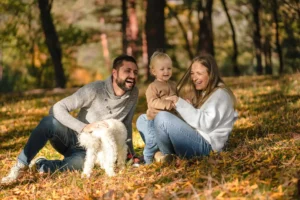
[197,0,214,56]
[221,0,240,76]
[122,0,128,54]
[187,8,194,48]
[145,0,166,81]
[38,0,66,88]
[127,0,139,57]
[167,4,194,60]
[271,0,284,74]
[250,0,263,75]
[263,35,273,75]
[282,15,298,72]
[100,33,111,72]
[0,49,2,81]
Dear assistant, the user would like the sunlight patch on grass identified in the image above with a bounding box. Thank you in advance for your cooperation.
[132,129,144,150]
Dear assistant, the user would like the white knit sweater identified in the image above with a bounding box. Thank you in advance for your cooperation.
[175,88,238,152]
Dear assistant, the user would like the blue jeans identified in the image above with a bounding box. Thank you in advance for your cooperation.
[17,116,86,173]
[136,116,159,164]
[137,112,212,162]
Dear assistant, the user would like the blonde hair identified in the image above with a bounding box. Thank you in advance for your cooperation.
[149,51,172,75]
[177,54,237,108]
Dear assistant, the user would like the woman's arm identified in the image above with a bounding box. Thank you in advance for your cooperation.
[122,89,139,155]
[170,89,235,132]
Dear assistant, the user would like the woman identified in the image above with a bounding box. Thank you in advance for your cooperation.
[136,54,238,162]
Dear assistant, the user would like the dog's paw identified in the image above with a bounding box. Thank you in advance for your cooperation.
[106,170,116,177]
[118,168,126,175]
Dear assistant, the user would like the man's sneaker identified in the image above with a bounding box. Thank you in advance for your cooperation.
[1,161,27,184]
[29,156,46,172]
[127,153,142,167]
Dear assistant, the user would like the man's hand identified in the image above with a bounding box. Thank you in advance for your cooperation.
[82,121,109,133]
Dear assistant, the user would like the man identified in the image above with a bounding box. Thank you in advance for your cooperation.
[1,55,139,184]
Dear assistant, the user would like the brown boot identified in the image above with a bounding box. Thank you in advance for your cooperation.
[154,151,164,162]
[154,151,177,164]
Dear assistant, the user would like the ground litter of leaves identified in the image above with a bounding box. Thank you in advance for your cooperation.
[0,74,299,199]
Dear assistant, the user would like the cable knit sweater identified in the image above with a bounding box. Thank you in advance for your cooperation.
[49,76,139,154]
[175,88,238,152]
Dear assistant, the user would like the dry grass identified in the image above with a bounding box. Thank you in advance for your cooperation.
[0,74,299,199]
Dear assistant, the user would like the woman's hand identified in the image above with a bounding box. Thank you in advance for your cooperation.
[166,95,179,104]
[82,121,109,133]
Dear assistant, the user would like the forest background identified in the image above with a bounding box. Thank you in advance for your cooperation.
[0,0,300,199]
[0,0,299,92]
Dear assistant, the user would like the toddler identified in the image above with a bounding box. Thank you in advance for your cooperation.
[143,51,177,164]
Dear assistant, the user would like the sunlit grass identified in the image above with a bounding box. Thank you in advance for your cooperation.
[0,73,299,199]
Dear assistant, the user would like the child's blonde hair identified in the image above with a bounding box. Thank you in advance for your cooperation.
[149,51,172,75]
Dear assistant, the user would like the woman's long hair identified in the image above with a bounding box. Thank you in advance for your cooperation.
[177,54,237,108]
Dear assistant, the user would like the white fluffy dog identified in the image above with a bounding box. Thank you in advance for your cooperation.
[78,119,128,177]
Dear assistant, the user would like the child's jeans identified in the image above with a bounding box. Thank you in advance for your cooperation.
[137,112,212,163]
[136,114,159,164]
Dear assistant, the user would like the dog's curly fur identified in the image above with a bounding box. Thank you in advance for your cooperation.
[79,119,128,177]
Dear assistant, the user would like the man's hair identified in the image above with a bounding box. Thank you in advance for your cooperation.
[112,55,137,70]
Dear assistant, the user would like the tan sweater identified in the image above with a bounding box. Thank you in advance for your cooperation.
[146,79,177,120]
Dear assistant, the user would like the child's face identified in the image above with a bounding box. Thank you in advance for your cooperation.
[152,58,173,82]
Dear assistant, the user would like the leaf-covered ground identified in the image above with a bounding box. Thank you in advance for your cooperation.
[0,74,299,199]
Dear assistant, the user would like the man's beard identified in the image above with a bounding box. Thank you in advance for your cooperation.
[116,77,135,92]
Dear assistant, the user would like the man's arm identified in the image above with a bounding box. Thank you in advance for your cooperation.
[122,89,139,155]
[50,83,97,134]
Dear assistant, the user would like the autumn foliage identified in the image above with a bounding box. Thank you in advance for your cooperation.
[0,74,299,199]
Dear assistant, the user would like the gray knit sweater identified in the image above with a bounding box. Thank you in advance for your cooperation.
[49,76,139,154]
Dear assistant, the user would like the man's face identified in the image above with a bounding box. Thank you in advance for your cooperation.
[113,61,138,92]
